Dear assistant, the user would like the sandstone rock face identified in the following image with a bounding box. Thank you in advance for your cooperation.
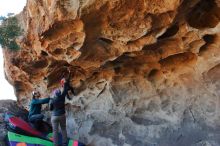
[3,0,220,145]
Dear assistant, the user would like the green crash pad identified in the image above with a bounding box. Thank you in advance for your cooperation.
[8,131,83,146]
[8,131,53,146]
[46,133,76,146]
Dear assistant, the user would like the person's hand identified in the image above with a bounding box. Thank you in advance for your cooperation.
[60,78,66,86]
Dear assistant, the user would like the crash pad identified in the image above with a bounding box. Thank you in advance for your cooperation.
[8,116,44,138]
[7,131,53,146]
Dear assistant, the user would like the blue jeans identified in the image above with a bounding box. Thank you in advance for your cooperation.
[29,114,44,130]
[29,114,44,122]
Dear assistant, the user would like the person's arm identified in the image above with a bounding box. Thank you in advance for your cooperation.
[64,81,75,99]
[32,97,50,105]
[49,99,53,111]
[61,72,75,98]
[61,81,69,97]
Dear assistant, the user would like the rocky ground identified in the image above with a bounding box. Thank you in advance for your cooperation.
[2,0,220,145]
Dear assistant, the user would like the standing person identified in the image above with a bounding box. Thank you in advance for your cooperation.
[28,91,50,130]
[49,77,75,146]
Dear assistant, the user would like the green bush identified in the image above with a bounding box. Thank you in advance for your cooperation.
[0,17,22,51]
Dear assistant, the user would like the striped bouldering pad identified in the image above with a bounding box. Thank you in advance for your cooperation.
[8,131,53,146]
[68,140,86,146]
[47,133,86,146]
[8,131,86,146]
[8,116,45,138]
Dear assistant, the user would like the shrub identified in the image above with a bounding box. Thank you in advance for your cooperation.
[0,17,22,51]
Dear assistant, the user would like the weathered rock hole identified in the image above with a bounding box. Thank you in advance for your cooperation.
[203,34,215,44]
[41,50,48,56]
[199,34,216,53]
[148,69,159,79]
[98,37,113,44]
[32,59,48,69]
[48,60,70,69]
[187,0,220,28]
[158,24,179,40]
[114,66,121,74]
[131,116,166,126]
[199,46,208,55]
[41,20,73,38]
[53,48,65,55]
[11,58,20,66]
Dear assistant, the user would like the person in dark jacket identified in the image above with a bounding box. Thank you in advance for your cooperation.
[49,77,75,146]
[28,91,50,130]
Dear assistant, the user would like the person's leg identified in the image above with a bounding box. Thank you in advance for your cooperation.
[29,114,44,130]
[29,114,44,122]
[51,116,59,146]
[59,114,67,146]
[41,121,52,133]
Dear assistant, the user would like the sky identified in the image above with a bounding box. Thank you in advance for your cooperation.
[0,0,27,100]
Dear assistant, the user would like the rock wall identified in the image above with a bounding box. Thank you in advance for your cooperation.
[3,0,220,145]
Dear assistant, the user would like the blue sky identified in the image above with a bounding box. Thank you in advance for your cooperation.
[0,0,26,100]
